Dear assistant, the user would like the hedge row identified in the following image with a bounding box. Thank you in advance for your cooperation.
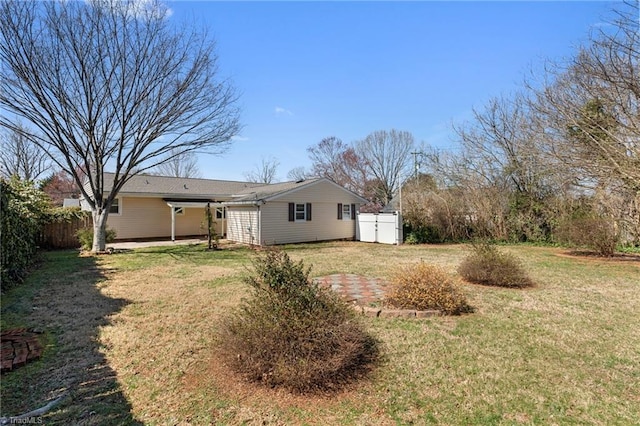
[1,178,88,292]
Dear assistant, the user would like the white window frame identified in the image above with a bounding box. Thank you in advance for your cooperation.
[295,203,306,221]
[108,198,121,216]
[216,208,226,219]
[342,203,351,220]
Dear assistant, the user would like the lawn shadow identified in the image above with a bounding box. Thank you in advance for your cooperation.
[0,251,143,425]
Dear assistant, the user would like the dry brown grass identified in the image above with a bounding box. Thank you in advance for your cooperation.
[2,242,639,424]
[96,263,245,422]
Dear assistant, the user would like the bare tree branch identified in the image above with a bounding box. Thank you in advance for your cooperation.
[152,148,201,178]
[355,129,414,205]
[530,0,639,192]
[0,0,241,251]
[286,166,311,182]
[243,157,279,184]
[0,123,52,181]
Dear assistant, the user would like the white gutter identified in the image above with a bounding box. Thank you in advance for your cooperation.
[222,200,264,206]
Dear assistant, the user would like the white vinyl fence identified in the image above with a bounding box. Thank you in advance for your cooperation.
[356,212,403,245]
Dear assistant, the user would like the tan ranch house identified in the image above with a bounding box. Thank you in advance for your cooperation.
[81,172,367,246]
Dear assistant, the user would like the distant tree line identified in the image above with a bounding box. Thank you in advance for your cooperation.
[400,1,639,252]
[294,2,639,253]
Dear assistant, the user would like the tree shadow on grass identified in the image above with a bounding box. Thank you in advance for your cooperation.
[0,250,143,425]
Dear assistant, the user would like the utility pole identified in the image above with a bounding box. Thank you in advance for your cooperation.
[410,151,425,182]
[410,151,420,182]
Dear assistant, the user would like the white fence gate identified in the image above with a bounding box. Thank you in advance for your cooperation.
[356,212,403,245]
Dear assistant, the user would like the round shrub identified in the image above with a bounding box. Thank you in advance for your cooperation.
[458,243,533,288]
[218,249,379,393]
[385,262,472,315]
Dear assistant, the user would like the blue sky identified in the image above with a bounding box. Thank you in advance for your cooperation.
[167,1,618,182]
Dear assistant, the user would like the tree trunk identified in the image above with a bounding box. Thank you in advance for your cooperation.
[92,209,109,252]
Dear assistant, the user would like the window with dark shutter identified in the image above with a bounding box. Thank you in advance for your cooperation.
[306,203,312,221]
[351,204,356,220]
[288,203,295,222]
[337,203,343,220]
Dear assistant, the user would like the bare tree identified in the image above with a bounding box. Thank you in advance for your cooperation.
[531,0,639,192]
[286,166,311,182]
[0,0,240,251]
[244,157,279,184]
[153,148,201,178]
[454,94,557,196]
[307,137,366,193]
[355,129,414,205]
[0,123,51,181]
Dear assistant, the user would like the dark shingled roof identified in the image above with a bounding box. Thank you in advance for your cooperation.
[229,178,322,202]
[98,173,367,204]
[104,172,264,199]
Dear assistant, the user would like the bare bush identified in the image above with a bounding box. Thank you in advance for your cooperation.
[555,216,619,257]
[458,243,534,288]
[218,250,379,393]
[385,262,472,315]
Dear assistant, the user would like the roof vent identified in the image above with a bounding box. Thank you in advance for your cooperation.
[295,179,305,183]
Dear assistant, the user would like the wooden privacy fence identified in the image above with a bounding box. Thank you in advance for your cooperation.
[38,216,91,249]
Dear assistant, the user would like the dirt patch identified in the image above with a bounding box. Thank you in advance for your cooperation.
[181,351,382,425]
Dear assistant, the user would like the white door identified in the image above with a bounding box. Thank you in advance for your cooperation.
[376,213,402,244]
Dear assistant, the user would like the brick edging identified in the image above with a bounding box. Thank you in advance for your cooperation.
[354,305,442,318]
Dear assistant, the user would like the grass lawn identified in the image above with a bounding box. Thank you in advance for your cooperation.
[1,241,639,425]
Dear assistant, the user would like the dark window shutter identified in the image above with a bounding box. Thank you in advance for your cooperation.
[288,203,295,222]
[337,203,343,220]
[351,204,356,220]
[306,203,312,221]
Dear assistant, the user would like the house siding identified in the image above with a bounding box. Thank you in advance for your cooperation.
[226,206,259,245]
[260,202,357,245]
[229,181,362,246]
[106,197,219,240]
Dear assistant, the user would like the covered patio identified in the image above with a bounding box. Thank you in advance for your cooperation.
[163,199,226,242]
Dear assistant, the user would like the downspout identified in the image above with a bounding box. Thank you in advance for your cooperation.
[171,205,176,242]
[257,204,261,246]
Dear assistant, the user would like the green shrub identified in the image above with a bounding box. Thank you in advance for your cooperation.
[555,216,619,257]
[385,262,472,315]
[458,243,534,288]
[218,249,379,393]
[403,225,441,244]
[1,177,50,291]
[76,227,117,251]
